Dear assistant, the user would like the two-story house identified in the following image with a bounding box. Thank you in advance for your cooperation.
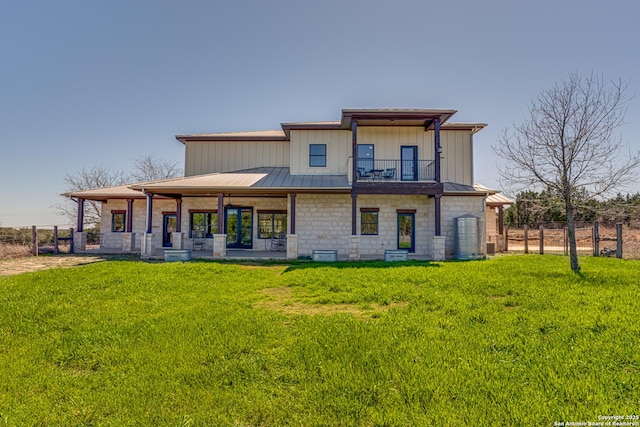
[65,108,494,260]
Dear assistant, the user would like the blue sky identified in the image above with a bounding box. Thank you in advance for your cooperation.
[1,0,638,227]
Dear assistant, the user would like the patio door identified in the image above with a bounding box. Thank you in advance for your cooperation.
[163,214,177,247]
[397,212,415,253]
[226,207,253,249]
[401,146,418,181]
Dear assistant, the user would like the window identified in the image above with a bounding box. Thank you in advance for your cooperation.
[309,144,327,167]
[360,208,379,235]
[258,211,287,239]
[357,144,375,171]
[111,211,126,232]
[190,211,218,238]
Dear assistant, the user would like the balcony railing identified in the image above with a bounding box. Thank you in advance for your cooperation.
[355,159,435,182]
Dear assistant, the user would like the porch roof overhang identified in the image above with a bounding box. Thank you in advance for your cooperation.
[443,182,492,196]
[473,184,515,206]
[130,167,351,196]
[62,184,146,201]
[341,108,458,129]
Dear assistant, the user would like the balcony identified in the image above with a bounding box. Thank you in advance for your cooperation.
[355,159,435,182]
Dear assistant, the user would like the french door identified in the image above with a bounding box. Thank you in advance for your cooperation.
[226,207,253,249]
[162,214,177,247]
[401,146,418,181]
[397,212,415,253]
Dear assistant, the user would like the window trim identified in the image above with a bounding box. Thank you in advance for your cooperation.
[309,143,327,167]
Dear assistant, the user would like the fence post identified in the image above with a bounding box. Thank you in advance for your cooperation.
[54,226,59,255]
[524,225,529,254]
[616,223,623,259]
[593,221,599,257]
[70,228,75,254]
[539,226,544,255]
[32,226,38,256]
[564,228,568,256]
[504,227,509,252]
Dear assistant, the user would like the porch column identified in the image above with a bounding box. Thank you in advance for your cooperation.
[144,192,153,234]
[289,193,296,234]
[217,193,224,234]
[351,119,358,183]
[351,192,357,235]
[142,191,154,257]
[126,199,134,232]
[434,193,442,236]
[434,118,441,183]
[175,199,182,233]
[76,198,85,232]
[498,206,504,235]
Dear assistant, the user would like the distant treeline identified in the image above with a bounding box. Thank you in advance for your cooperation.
[504,190,640,229]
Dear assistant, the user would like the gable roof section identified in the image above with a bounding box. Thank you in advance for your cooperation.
[176,108,486,143]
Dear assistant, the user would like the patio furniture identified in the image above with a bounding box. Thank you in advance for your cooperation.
[270,232,287,251]
[382,168,396,179]
[193,238,206,251]
[357,167,372,179]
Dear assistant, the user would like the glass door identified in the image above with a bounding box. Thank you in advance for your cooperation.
[401,146,418,181]
[163,214,177,247]
[397,213,415,253]
[226,207,253,249]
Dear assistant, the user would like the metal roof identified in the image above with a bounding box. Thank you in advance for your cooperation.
[131,167,351,195]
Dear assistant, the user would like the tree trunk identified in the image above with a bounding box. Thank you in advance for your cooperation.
[565,196,580,272]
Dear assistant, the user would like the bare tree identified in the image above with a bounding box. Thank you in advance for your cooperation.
[56,156,182,227]
[494,72,639,271]
[55,165,130,227]
[132,155,182,182]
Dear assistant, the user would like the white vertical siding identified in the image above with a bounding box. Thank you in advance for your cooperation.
[440,130,473,185]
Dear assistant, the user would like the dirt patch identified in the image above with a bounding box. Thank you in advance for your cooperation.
[255,287,408,318]
[0,255,109,276]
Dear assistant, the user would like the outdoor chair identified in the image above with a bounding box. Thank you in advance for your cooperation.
[383,168,396,179]
[270,232,287,251]
[193,238,206,251]
[357,167,372,179]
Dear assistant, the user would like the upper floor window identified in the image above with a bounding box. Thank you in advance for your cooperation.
[357,144,375,171]
[309,144,327,167]
[111,211,126,232]
[190,211,218,238]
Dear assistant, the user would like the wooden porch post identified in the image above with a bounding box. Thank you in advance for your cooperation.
[498,206,504,235]
[434,118,441,183]
[76,199,85,232]
[144,192,153,234]
[126,199,134,233]
[351,119,358,182]
[290,193,296,234]
[217,193,224,234]
[175,199,182,233]
[351,192,358,235]
[434,194,442,236]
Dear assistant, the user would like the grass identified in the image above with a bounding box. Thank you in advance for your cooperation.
[0,256,639,425]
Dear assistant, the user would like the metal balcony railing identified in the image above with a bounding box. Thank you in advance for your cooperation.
[355,159,435,182]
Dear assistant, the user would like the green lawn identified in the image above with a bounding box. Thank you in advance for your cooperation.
[0,256,638,426]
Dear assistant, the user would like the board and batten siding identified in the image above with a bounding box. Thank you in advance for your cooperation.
[289,130,352,175]
[184,140,290,176]
[356,127,473,185]
[440,130,473,186]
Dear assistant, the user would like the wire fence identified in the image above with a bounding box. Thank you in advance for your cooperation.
[503,222,630,258]
[0,226,74,258]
